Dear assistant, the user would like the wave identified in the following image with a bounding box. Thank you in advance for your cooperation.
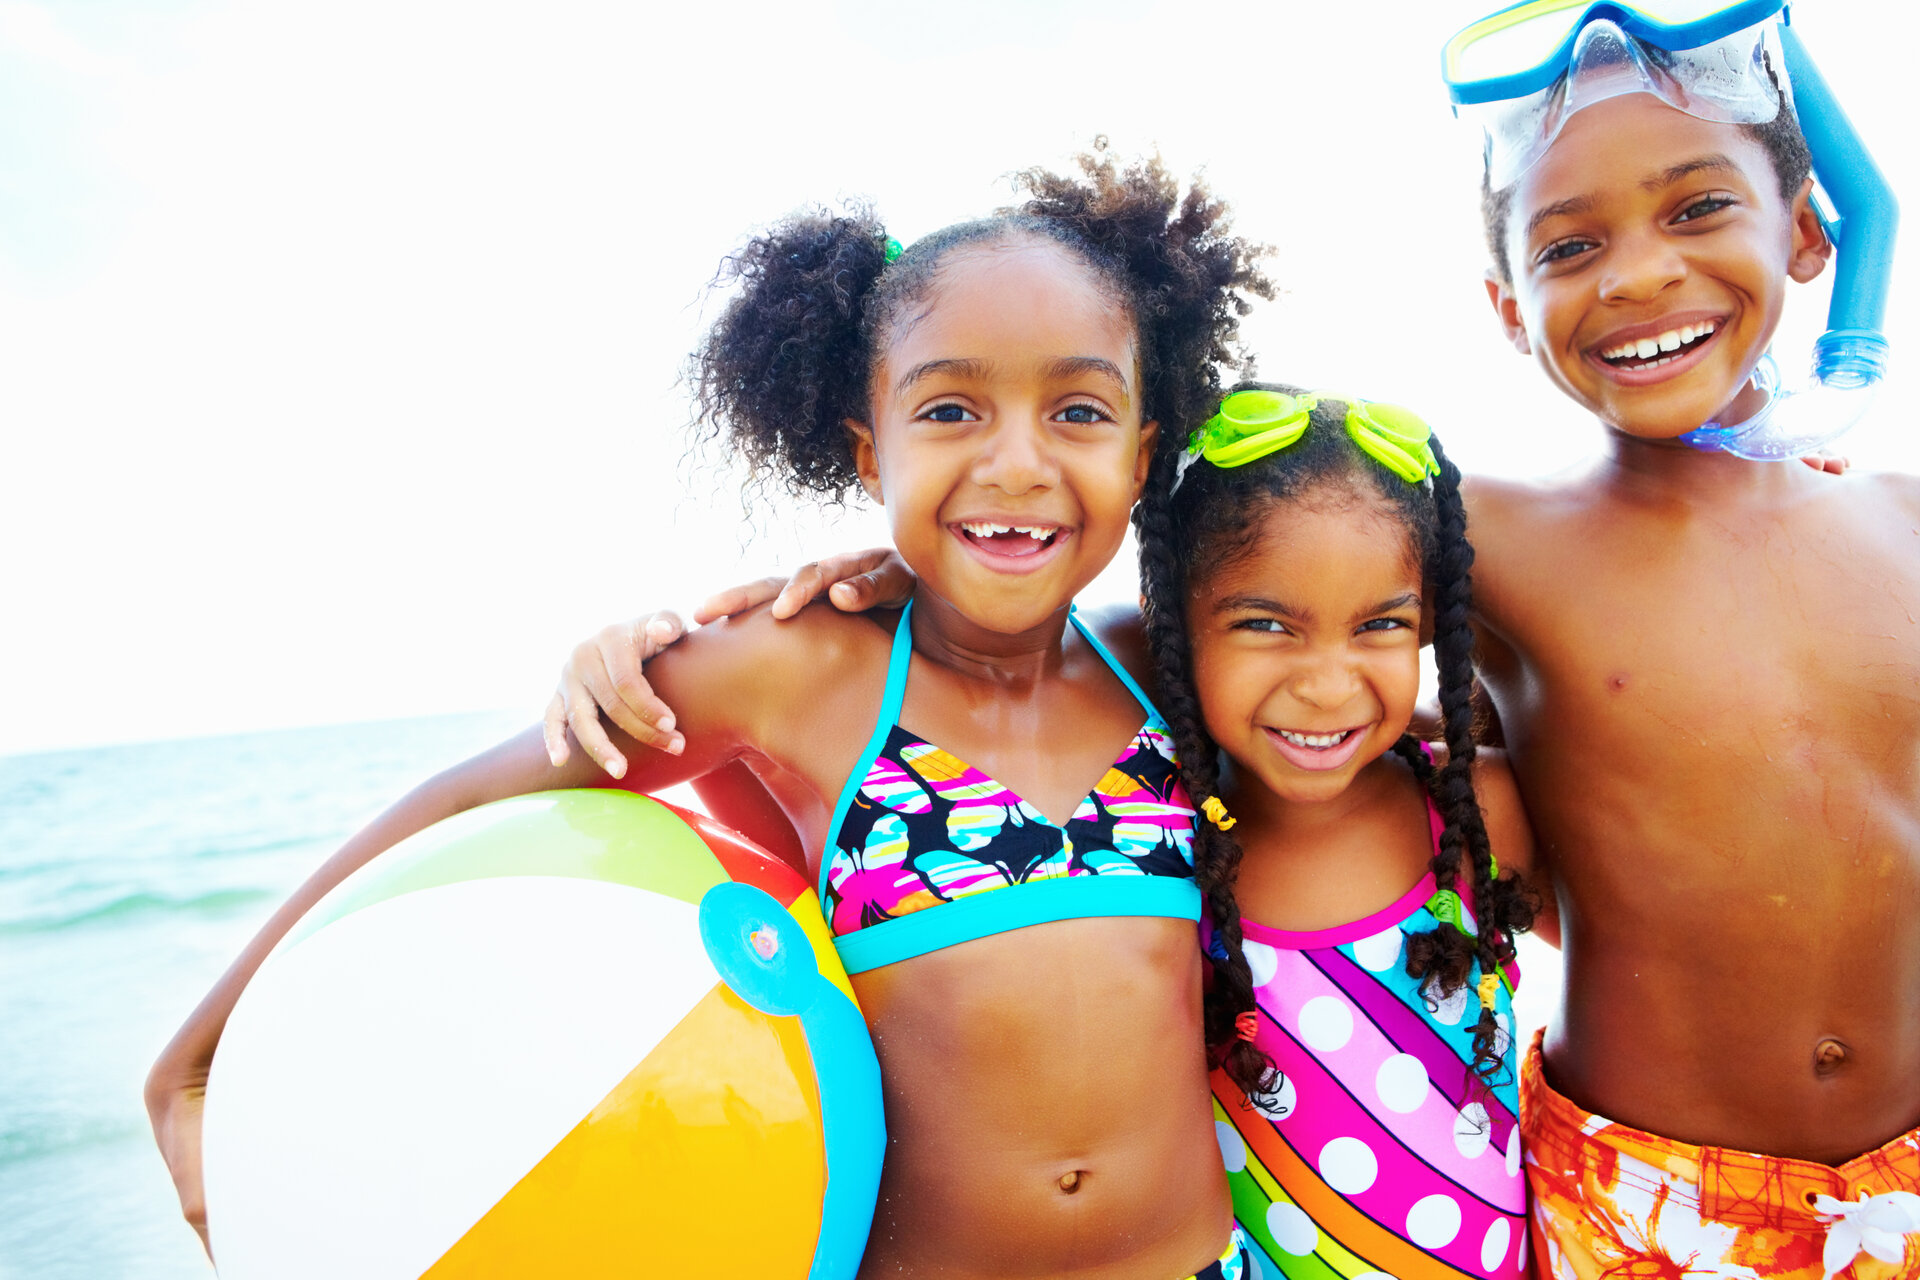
[0,887,276,935]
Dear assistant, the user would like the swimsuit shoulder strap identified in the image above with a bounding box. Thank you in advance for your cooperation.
[1067,605,1160,722]
[819,600,917,897]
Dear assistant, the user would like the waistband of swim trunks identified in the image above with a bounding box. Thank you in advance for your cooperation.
[1521,1029,1920,1230]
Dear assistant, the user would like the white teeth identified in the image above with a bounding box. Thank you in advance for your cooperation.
[1603,321,1718,363]
[1279,729,1349,749]
[961,521,1053,540]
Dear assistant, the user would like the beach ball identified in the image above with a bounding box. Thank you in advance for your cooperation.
[203,789,883,1280]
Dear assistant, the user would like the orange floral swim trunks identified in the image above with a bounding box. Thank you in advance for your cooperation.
[1521,1032,1920,1279]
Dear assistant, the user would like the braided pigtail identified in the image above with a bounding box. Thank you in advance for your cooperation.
[1134,455,1278,1099]
[1401,437,1537,1090]
[692,206,893,502]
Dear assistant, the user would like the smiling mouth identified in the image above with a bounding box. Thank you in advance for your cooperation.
[1274,727,1357,751]
[957,521,1063,558]
[1596,320,1717,372]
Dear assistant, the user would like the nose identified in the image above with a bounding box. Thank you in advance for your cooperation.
[1597,227,1685,304]
[1288,649,1364,711]
[970,414,1060,495]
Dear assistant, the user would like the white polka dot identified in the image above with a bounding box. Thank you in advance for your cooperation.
[1318,1135,1378,1194]
[1407,1193,1463,1248]
[1518,1221,1531,1272]
[1482,1217,1513,1272]
[1241,939,1278,988]
[1299,995,1354,1051]
[1430,981,1469,1026]
[1247,1255,1263,1280]
[1506,1124,1523,1177]
[1455,1102,1492,1159]
[1215,1119,1246,1172]
[1252,1072,1298,1121]
[1267,1200,1319,1257]
[1375,1053,1429,1114]
[1352,1273,1396,1280]
[1352,925,1403,972]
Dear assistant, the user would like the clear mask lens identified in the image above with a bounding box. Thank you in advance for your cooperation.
[1472,18,1781,188]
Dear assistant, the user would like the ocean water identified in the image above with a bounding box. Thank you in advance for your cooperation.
[0,711,528,1280]
[0,711,1564,1278]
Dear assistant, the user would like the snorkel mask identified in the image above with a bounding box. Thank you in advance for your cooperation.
[1443,1,1898,460]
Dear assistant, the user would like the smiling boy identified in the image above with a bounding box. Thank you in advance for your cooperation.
[1449,7,1920,1276]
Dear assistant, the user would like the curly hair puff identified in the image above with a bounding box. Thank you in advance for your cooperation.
[1133,384,1538,1099]
[690,141,1271,504]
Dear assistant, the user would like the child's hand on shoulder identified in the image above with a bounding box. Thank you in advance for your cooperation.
[541,547,912,779]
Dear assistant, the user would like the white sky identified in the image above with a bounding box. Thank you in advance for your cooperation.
[2,0,1916,756]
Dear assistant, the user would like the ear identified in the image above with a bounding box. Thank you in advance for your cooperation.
[1484,272,1531,356]
[1133,419,1160,500]
[845,419,883,505]
[1786,177,1833,284]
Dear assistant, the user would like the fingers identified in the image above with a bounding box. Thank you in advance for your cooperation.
[563,658,631,779]
[637,610,686,656]
[831,548,915,610]
[693,577,788,625]
[542,692,572,767]
[772,562,829,620]
[591,624,685,757]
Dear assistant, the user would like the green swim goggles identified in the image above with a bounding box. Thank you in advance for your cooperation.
[1174,389,1441,491]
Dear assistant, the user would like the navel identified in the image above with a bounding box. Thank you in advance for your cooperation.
[1813,1037,1850,1077]
[1057,1169,1086,1195]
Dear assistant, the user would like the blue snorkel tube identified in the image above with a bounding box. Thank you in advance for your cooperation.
[1679,10,1899,459]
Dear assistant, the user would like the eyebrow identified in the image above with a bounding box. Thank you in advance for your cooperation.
[893,354,1132,398]
[1642,154,1738,191]
[1045,355,1129,392]
[1524,153,1741,240]
[895,357,989,395]
[1524,194,1594,240]
[1211,591,1421,619]
[1213,593,1297,616]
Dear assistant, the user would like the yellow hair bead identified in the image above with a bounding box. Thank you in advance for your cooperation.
[1201,796,1237,832]
[1477,972,1501,1011]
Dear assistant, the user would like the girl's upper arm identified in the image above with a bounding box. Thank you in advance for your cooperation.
[1471,749,1560,948]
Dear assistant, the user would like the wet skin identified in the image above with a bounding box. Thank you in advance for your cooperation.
[1479,96,1920,1163]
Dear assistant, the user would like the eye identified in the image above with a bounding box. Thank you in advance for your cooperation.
[1231,617,1289,635]
[1056,402,1114,426]
[920,402,976,424]
[1357,617,1414,635]
[1537,236,1596,266]
[1674,193,1736,223]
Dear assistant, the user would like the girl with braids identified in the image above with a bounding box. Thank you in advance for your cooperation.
[148,148,1274,1280]
[586,385,1554,1279]
[1134,385,1545,1279]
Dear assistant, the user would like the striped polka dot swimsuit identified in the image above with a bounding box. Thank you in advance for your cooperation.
[1210,796,1529,1280]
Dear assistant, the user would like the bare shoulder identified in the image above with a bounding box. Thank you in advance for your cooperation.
[646,600,895,740]
[1460,467,1600,541]
[1842,468,1920,519]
